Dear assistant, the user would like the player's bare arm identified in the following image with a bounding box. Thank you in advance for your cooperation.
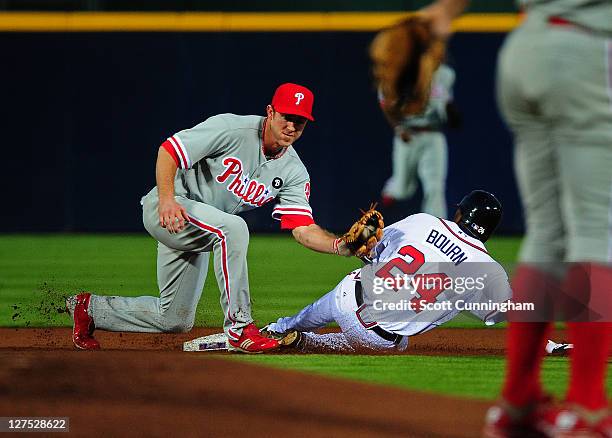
[419,0,469,38]
[156,147,189,234]
[292,224,351,256]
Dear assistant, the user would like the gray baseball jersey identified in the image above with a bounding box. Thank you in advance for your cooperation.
[399,64,455,130]
[381,65,455,218]
[159,113,313,227]
[518,0,612,34]
[88,114,314,341]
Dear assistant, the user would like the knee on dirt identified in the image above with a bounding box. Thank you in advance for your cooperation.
[159,317,194,333]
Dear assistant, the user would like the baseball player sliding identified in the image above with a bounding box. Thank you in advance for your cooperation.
[65,83,370,354]
[265,191,511,353]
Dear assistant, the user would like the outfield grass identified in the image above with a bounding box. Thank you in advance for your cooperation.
[0,233,520,328]
[7,233,602,401]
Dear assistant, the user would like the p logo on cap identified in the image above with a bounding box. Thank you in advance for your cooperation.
[271,83,315,121]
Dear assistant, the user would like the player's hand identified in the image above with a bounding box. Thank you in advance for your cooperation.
[419,6,453,39]
[335,239,353,257]
[158,197,189,234]
[418,0,468,39]
[395,126,412,143]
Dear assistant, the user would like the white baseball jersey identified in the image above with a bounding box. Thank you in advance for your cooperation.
[364,213,512,336]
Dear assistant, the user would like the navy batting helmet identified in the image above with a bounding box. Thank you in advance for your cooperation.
[456,190,502,242]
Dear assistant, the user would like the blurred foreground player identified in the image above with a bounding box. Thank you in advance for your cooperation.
[417,0,612,435]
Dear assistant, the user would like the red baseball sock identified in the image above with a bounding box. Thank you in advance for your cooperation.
[502,322,551,405]
[565,264,612,410]
[566,322,612,410]
[501,265,556,406]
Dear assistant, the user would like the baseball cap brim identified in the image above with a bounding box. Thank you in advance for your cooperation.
[274,104,315,121]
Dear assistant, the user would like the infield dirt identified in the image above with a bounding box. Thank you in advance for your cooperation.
[0,327,567,437]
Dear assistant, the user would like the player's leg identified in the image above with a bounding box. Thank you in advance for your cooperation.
[297,326,409,353]
[499,146,556,402]
[88,193,258,342]
[417,132,448,218]
[268,272,406,353]
[269,281,341,333]
[333,308,409,353]
[298,332,355,353]
[381,134,419,202]
[500,121,556,406]
[86,193,217,334]
[148,195,276,351]
[495,27,563,407]
[265,274,353,352]
[182,200,258,343]
[89,245,209,333]
[555,37,612,410]
[308,275,407,353]
[89,192,220,332]
[296,325,401,353]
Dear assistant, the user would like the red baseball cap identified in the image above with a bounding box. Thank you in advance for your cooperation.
[271,83,315,121]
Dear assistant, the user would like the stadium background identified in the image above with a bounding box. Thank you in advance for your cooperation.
[5,4,608,437]
[3,0,523,233]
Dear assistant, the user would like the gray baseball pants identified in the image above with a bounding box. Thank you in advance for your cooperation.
[382,131,448,218]
[497,17,612,265]
[88,190,253,341]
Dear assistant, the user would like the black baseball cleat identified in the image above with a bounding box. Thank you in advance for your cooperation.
[260,323,282,339]
[261,324,303,349]
[278,331,303,348]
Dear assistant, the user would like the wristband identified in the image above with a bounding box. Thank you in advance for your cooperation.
[333,238,341,255]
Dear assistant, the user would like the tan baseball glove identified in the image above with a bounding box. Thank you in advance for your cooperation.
[369,15,446,120]
[338,205,384,258]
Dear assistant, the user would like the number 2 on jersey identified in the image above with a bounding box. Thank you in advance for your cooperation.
[374,245,448,313]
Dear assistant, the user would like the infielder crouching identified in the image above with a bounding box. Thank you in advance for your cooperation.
[65,83,360,354]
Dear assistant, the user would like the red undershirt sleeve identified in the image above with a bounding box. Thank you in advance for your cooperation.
[280,214,315,230]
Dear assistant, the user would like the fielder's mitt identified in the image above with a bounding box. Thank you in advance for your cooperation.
[369,15,445,120]
[340,205,384,258]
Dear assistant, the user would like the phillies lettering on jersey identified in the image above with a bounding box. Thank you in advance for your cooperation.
[216,157,275,207]
[156,114,314,229]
